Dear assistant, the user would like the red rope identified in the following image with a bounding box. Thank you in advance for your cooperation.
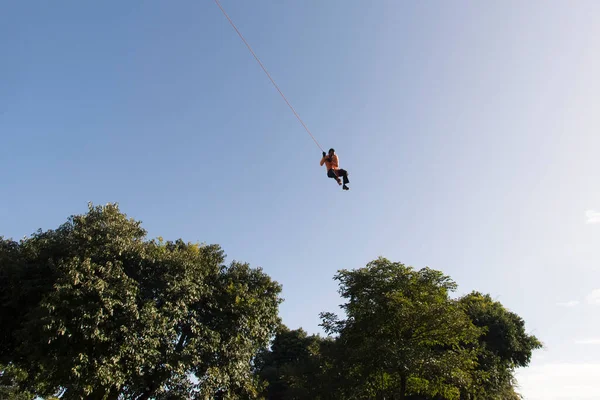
[214,0,324,152]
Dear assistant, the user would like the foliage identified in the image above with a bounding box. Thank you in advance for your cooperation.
[0,203,282,399]
[254,326,327,400]
[0,205,541,399]
[457,292,542,399]
[255,259,541,400]
[0,363,34,400]
[319,258,481,400]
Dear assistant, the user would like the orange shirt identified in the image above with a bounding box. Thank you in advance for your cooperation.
[320,154,339,170]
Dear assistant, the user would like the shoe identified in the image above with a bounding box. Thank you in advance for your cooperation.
[343,185,349,190]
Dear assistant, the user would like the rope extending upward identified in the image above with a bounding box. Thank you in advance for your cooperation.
[214,0,324,152]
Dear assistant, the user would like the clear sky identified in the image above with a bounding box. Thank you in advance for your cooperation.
[2,1,600,398]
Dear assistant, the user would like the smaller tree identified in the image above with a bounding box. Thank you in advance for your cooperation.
[457,292,542,399]
[320,258,481,400]
[255,326,326,400]
[0,363,35,400]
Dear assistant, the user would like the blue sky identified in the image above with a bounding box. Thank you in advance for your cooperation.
[2,1,600,398]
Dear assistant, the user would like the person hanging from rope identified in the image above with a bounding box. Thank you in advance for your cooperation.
[320,148,350,190]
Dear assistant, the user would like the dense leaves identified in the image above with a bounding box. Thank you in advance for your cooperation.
[0,205,540,399]
[319,258,481,400]
[456,292,542,399]
[254,326,333,400]
[256,259,541,400]
[0,203,282,399]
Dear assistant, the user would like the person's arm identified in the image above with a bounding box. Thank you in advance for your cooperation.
[320,151,326,166]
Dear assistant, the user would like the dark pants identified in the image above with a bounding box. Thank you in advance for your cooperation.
[328,168,349,185]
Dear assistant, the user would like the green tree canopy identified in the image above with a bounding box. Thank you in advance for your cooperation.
[1,205,542,400]
[0,203,282,399]
[457,292,542,399]
[254,326,326,400]
[320,258,482,400]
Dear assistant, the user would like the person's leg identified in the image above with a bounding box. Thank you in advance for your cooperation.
[337,169,349,185]
[334,169,349,190]
[328,169,342,185]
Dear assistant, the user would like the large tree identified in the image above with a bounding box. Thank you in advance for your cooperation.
[320,258,481,400]
[0,203,282,399]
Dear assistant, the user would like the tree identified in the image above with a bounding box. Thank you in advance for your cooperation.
[457,292,542,399]
[0,363,35,400]
[0,203,282,399]
[255,326,329,400]
[320,258,481,400]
